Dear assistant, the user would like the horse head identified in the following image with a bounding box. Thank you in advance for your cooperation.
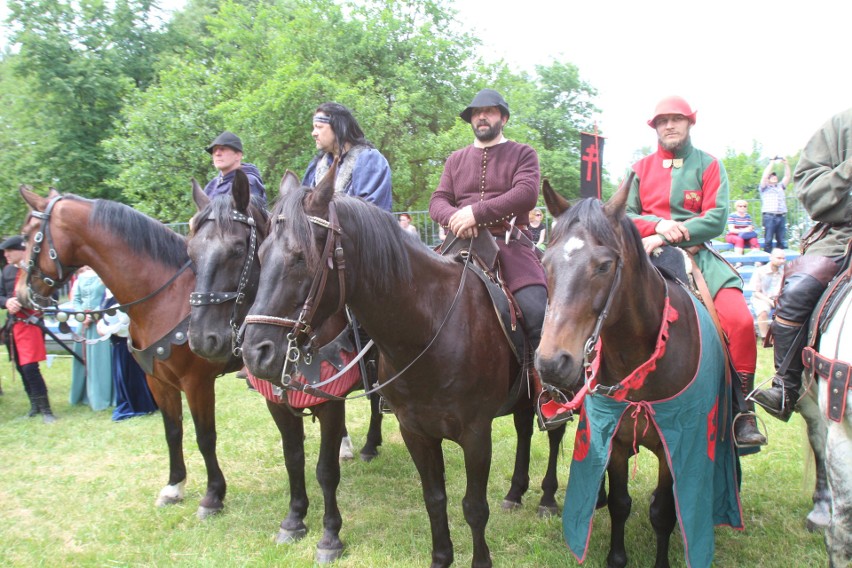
[241,158,345,379]
[187,169,270,361]
[535,174,638,393]
[17,185,84,308]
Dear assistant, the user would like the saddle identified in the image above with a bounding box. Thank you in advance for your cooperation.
[439,230,531,416]
[803,247,852,422]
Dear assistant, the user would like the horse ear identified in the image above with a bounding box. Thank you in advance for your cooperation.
[231,169,250,212]
[542,179,570,217]
[279,170,301,196]
[20,185,48,211]
[48,187,60,199]
[312,156,338,209]
[191,178,210,212]
[603,172,635,219]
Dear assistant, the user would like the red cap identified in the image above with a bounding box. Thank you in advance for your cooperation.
[647,96,697,128]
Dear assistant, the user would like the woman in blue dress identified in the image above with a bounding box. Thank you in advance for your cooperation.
[69,266,114,411]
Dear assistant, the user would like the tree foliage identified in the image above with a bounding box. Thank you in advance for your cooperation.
[3,0,601,230]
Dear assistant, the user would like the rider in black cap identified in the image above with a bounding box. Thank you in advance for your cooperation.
[203,131,267,205]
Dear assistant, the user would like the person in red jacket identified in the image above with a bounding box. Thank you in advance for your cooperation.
[0,235,57,423]
[627,95,764,448]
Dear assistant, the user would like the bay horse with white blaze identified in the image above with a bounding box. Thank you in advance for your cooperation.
[18,186,232,518]
[240,161,566,568]
[186,169,382,563]
[535,177,742,568]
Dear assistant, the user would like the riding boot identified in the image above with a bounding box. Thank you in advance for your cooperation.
[733,373,766,447]
[34,394,57,424]
[26,392,41,418]
[750,321,805,422]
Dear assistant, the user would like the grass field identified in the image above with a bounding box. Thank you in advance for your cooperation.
[0,346,827,567]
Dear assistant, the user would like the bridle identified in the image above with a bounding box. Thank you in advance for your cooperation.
[241,200,347,363]
[189,209,262,357]
[25,195,82,309]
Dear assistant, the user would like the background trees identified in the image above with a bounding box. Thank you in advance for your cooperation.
[0,0,783,232]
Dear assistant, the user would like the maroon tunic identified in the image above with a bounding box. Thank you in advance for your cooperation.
[430,141,546,293]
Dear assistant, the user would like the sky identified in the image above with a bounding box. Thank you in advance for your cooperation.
[3,0,850,181]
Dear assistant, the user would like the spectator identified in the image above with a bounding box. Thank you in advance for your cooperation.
[204,131,267,206]
[751,108,852,421]
[627,95,765,447]
[528,209,546,250]
[69,266,114,412]
[759,156,791,252]
[96,290,158,421]
[748,248,787,340]
[398,213,420,240]
[0,235,57,423]
[725,200,760,255]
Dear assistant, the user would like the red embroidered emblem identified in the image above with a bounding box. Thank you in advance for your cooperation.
[573,406,591,461]
[706,396,718,461]
[683,190,703,213]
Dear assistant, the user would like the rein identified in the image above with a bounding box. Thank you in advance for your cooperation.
[26,194,194,320]
[188,209,259,357]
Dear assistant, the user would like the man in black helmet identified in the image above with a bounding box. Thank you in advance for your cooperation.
[204,131,267,205]
[430,88,556,426]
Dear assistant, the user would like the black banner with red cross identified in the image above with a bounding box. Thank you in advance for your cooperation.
[580,132,604,199]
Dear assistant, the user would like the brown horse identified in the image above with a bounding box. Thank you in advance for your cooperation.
[19,186,234,519]
[239,163,566,568]
[186,169,382,563]
[535,178,742,568]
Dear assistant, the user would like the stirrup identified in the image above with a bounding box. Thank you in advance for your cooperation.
[536,389,573,431]
[747,378,796,421]
[732,411,768,448]
[378,395,394,414]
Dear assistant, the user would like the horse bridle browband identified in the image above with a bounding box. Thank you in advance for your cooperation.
[188,209,259,356]
[25,194,193,317]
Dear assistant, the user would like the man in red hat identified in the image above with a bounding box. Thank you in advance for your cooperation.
[626,95,766,448]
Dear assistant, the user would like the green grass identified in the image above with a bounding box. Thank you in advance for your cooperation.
[0,346,827,567]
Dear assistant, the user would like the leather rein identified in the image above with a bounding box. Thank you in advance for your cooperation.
[25,194,193,318]
[188,209,260,357]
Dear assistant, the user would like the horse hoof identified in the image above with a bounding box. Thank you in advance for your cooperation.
[359,449,379,462]
[155,482,186,507]
[806,513,829,532]
[316,545,344,564]
[501,499,522,511]
[537,504,559,518]
[339,436,354,461]
[276,526,308,544]
[197,505,223,520]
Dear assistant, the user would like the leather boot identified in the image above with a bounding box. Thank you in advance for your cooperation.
[26,393,40,418]
[34,395,57,424]
[750,321,805,422]
[733,373,766,447]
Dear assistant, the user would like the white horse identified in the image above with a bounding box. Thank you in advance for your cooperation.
[809,282,852,567]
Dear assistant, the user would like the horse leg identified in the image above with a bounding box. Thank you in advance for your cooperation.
[359,394,383,462]
[538,422,566,517]
[460,424,495,568]
[825,417,852,567]
[798,387,831,532]
[266,401,310,544]
[147,378,187,508]
[648,453,675,568]
[183,376,226,519]
[605,446,632,568]
[399,426,454,568]
[501,407,532,510]
[314,401,346,564]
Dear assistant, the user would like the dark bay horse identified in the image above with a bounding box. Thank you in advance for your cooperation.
[534,178,742,568]
[186,169,382,563]
[19,186,234,519]
[240,163,566,567]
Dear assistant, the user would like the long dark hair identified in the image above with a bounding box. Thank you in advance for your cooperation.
[314,102,374,156]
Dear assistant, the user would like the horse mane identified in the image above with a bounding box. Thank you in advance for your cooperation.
[86,196,190,269]
[190,194,269,240]
[552,198,652,278]
[272,187,413,294]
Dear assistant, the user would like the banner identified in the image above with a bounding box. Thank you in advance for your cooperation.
[580,132,605,199]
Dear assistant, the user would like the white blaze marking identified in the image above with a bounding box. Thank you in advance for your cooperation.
[561,237,585,262]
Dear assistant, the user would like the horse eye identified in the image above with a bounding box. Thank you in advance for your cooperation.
[597,261,612,274]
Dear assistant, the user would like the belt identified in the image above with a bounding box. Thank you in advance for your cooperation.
[764,212,785,216]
